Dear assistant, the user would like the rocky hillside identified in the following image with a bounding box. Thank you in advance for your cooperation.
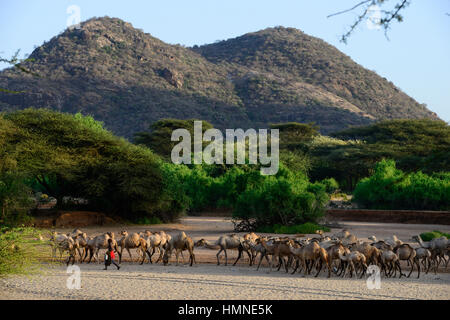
[0,17,438,138]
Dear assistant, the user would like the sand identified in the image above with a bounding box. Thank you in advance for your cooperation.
[1,217,449,300]
[1,263,449,300]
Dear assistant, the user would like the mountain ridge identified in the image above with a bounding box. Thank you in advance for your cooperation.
[0,17,439,138]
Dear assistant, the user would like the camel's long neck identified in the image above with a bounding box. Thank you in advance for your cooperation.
[204,241,220,249]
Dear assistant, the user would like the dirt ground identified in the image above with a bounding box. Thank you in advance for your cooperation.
[1,217,449,300]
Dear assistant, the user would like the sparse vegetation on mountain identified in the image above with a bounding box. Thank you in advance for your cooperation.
[0,17,438,139]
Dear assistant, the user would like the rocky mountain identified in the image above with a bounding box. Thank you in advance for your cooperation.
[0,17,438,138]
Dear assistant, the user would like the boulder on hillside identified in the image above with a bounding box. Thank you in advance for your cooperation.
[160,68,183,88]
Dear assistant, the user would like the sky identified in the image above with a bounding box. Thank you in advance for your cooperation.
[1,0,449,122]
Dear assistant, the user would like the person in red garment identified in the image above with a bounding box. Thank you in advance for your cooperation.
[104,238,120,270]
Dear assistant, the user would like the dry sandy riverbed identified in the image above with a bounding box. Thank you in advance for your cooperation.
[1,217,449,300]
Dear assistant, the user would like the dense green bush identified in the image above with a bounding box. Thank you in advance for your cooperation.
[353,159,450,210]
[232,165,329,229]
[419,231,450,242]
[0,109,181,222]
[319,178,339,193]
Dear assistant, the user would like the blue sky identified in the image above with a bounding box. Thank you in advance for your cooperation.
[1,0,449,121]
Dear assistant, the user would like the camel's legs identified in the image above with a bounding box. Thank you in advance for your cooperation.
[315,260,323,277]
[126,248,133,263]
[407,259,414,278]
[216,249,223,265]
[233,248,243,266]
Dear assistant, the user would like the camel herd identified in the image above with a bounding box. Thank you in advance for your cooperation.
[49,228,450,279]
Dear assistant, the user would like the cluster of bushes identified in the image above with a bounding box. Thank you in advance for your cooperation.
[419,230,450,242]
[0,109,334,228]
[0,109,177,224]
[157,162,331,230]
[353,159,450,210]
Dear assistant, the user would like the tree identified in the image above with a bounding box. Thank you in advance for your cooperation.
[1,108,173,221]
[328,0,412,43]
[0,49,40,93]
[134,119,214,159]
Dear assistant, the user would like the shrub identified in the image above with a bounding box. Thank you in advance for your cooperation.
[233,165,329,229]
[419,230,450,242]
[353,159,450,210]
[320,178,339,193]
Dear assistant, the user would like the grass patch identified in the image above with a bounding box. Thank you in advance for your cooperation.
[420,230,450,242]
[256,222,330,234]
[0,226,49,278]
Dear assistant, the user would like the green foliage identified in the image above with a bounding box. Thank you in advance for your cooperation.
[353,159,450,210]
[310,119,450,190]
[0,227,44,277]
[419,231,450,242]
[256,222,330,234]
[320,178,339,193]
[0,108,178,222]
[0,172,34,226]
[132,216,163,225]
[233,165,329,228]
[271,122,319,151]
[134,119,214,159]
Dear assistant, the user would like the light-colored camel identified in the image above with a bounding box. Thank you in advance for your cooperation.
[349,242,380,266]
[412,235,448,269]
[141,230,163,263]
[195,234,251,266]
[50,231,69,261]
[163,231,196,266]
[118,231,149,264]
[415,247,432,274]
[86,232,119,263]
[380,249,403,278]
[369,235,401,245]
[338,251,368,278]
[331,229,358,245]
[262,240,292,273]
[289,241,323,276]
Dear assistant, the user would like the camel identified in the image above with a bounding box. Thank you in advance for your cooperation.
[86,232,119,263]
[140,231,164,263]
[331,229,358,246]
[163,232,196,266]
[369,235,403,248]
[412,235,448,269]
[315,230,331,242]
[50,231,70,261]
[248,240,271,270]
[338,251,368,278]
[380,249,403,278]
[394,243,420,278]
[349,242,381,266]
[262,240,292,273]
[415,247,432,274]
[327,241,349,275]
[117,231,149,264]
[52,236,77,266]
[195,234,252,266]
[289,241,323,276]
